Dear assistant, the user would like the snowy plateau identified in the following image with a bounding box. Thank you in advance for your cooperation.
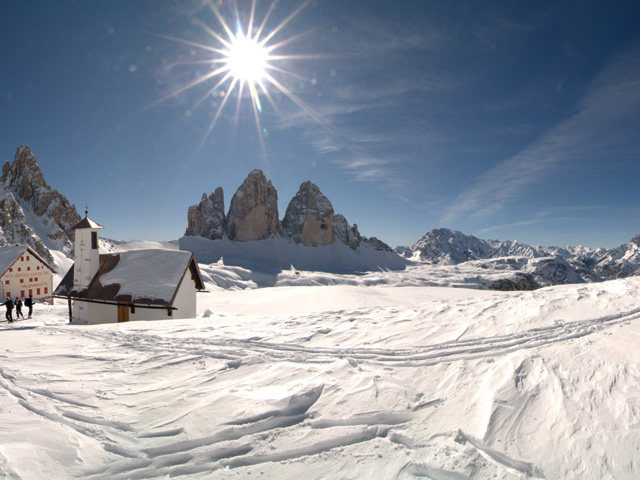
[2,146,640,479]
[3,270,640,480]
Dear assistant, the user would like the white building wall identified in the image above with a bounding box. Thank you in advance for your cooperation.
[172,273,198,319]
[0,252,54,303]
[74,273,198,325]
[73,228,100,289]
[73,301,92,324]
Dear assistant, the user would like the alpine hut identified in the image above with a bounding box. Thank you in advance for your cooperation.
[54,215,205,324]
[0,245,56,303]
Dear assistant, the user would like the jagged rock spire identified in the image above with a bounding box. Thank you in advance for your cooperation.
[282,181,334,246]
[185,187,226,240]
[226,169,279,241]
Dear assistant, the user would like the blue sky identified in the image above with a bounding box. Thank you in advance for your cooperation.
[2,0,639,248]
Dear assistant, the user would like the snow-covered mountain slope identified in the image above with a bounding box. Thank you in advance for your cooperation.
[179,235,407,275]
[0,146,81,270]
[406,228,548,264]
[3,277,640,479]
[405,228,640,285]
[195,256,553,291]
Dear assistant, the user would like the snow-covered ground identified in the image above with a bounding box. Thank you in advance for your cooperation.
[179,236,408,274]
[2,277,640,479]
[198,258,545,290]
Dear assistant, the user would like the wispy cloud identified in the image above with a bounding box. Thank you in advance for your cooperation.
[273,76,446,197]
[442,45,640,225]
[477,206,601,235]
[268,14,452,198]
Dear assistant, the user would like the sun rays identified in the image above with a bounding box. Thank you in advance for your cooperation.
[155,0,323,154]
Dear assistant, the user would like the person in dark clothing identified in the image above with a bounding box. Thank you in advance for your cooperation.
[25,295,33,318]
[15,298,24,320]
[4,297,14,323]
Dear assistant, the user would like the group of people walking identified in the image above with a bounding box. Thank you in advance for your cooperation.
[4,295,33,323]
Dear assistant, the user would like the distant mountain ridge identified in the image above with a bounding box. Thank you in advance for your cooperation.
[398,227,640,285]
[3,145,637,286]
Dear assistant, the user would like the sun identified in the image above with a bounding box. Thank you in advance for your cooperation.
[154,0,323,154]
[224,33,269,83]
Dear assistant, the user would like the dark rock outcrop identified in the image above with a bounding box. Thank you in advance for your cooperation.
[490,274,540,291]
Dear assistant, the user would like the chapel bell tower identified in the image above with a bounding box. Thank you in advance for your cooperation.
[70,209,103,289]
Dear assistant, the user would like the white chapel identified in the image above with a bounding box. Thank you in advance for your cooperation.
[54,215,205,324]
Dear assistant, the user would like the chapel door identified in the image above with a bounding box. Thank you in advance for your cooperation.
[117,304,130,323]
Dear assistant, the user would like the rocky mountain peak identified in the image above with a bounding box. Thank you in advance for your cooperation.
[2,145,48,194]
[247,169,266,180]
[184,170,393,252]
[410,228,547,264]
[185,187,226,240]
[281,181,334,246]
[0,146,81,268]
[411,228,491,264]
[226,170,279,241]
[630,236,640,247]
[332,214,362,250]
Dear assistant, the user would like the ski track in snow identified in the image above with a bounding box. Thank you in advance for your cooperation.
[57,304,640,369]
[2,279,640,479]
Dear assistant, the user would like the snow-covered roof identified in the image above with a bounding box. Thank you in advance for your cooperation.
[54,249,205,306]
[0,245,56,276]
[70,217,103,230]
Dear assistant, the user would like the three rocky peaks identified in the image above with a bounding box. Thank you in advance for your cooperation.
[185,169,391,251]
[0,147,389,272]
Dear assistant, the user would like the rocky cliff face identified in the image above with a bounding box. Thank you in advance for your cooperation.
[185,187,226,240]
[332,214,361,250]
[226,170,280,241]
[0,146,82,266]
[281,181,334,246]
[186,172,393,252]
[0,192,54,263]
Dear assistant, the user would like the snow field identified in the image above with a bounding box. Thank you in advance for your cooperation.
[1,277,640,478]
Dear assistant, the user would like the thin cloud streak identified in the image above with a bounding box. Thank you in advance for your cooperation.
[268,21,451,198]
[442,45,640,225]
[478,216,586,235]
